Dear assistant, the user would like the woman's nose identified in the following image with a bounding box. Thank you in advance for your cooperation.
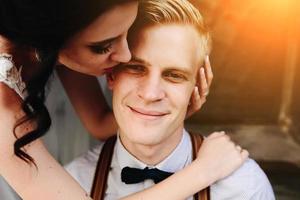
[110,37,132,63]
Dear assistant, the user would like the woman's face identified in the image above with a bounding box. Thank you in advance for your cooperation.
[58,2,138,76]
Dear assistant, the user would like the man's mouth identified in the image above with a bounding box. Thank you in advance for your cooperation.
[128,106,169,119]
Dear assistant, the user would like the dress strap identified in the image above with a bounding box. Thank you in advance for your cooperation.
[0,53,27,99]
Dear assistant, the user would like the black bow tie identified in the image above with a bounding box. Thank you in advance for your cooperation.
[121,166,173,184]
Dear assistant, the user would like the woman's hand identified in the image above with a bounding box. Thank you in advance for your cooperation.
[186,55,213,118]
[195,131,249,185]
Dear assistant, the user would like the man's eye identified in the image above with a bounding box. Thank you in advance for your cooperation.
[89,43,112,54]
[164,72,187,82]
[123,65,146,74]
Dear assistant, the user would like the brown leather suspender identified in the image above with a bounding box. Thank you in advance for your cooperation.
[90,136,117,200]
[190,133,210,200]
[91,133,210,200]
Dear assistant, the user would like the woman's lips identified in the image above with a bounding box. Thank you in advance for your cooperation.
[128,106,169,119]
[103,67,114,74]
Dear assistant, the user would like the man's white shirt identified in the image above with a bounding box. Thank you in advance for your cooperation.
[65,130,275,200]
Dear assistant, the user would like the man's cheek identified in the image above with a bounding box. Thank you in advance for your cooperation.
[113,71,133,84]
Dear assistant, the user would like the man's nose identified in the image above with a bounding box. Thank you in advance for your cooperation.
[137,75,166,102]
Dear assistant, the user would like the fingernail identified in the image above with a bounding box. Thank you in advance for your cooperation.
[200,67,205,74]
[205,55,209,61]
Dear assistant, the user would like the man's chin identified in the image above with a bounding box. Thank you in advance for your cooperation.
[122,127,167,145]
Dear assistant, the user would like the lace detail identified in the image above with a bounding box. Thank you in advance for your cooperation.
[0,53,27,99]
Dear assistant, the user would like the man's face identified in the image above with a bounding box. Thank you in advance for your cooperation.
[109,24,202,149]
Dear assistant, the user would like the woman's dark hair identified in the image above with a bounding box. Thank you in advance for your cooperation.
[0,0,137,165]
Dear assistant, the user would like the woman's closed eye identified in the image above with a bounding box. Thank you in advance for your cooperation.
[89,43,112,54]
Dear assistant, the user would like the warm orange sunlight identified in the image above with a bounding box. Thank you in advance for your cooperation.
[190,0,300,125]
[259,0,298,14]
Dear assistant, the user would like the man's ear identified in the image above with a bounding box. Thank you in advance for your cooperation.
[106,72,115,90]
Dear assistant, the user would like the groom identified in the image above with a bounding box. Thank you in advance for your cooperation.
[66,0,275,199]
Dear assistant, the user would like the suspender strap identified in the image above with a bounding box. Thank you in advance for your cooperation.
[91,132,210,200]
[189,132,210,200]
[90,136,117,200]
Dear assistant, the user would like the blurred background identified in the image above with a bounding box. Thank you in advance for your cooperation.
[1,0,299,199]
[187,0,300,199]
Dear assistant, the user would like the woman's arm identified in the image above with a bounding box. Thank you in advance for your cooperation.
[0,83,92,200]
[121,132,248,200]
[56,66,117,140]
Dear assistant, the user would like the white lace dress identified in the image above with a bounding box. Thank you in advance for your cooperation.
[0,53,27,99]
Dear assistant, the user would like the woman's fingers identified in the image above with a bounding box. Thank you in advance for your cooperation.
[192,86,202,107]
[241,149,249,160]
[236,145,242,152]
[186,87,202,118]
[199,67,209,97]
[207,131,225,139]
[195,131,249,182]
[185,69,208,118]
[185,55,213,118]
[204,55,213,87]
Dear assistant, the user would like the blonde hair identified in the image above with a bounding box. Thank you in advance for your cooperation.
[131,0,211,62]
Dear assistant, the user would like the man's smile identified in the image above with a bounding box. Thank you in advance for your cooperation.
[127,105,169,120]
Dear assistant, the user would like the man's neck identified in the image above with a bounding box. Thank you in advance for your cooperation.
[119,126,184,166]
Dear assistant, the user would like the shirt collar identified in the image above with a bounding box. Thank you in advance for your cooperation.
[115,129,192,173]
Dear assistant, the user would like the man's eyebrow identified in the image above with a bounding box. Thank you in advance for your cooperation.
[130,56,151,66]
[87,36,118,46]
[131,56,193,76]
[164,67,193,76]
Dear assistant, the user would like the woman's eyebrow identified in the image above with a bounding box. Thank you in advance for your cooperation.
[87,36,118,46]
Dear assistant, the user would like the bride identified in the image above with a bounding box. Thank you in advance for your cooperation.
[0,0,248,199]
